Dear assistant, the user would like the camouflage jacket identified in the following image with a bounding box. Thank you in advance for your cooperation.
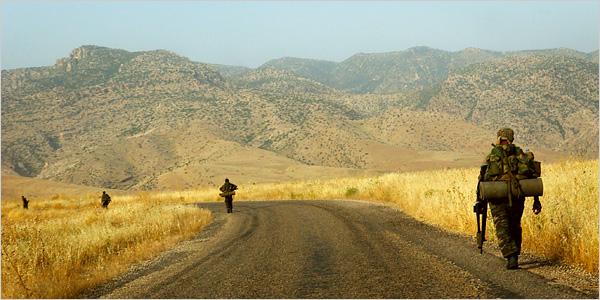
[220,182,237,193]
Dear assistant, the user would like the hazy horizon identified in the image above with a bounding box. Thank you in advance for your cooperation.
[1,1,599,70]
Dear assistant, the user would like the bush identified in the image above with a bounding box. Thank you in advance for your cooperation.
[345,187,359,197]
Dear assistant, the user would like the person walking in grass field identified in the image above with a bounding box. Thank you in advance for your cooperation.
[101,191,111,209]
[22,196,29,209]
[219,178,238,213]
[482,127,542,270]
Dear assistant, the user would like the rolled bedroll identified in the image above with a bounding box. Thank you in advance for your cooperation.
[479,178,543,201]
[219,191,235,197]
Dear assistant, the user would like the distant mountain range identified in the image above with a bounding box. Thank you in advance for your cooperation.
[220,46,599,94]
[2,45,597,190]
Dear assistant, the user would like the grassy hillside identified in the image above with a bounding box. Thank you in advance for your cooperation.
[1,174,128,200]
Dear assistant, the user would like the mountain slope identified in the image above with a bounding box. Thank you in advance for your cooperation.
[423,55,599,156]
[263,57,338,84]
[2,46,231,186]
[265,46,598,95]
[234,65,337,94]
[1,46,596,191]
[2,46,384,189]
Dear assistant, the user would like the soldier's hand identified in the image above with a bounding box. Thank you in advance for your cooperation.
[532,199,542,215]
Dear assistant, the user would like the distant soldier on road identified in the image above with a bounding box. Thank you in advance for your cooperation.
[219,178,238,213]
[481,128,542,269]
[101,191,111,209]
[22,196,29,209]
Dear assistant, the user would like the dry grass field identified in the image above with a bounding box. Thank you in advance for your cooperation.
[148,138,570,192]
[1,192,211,298]
[184,158,599,274]
[1,158,597,298]
[1,174,130,200]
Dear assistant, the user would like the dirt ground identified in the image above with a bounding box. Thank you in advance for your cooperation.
[83,200,598,299]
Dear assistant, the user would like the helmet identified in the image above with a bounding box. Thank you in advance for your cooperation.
[497,128,514,142]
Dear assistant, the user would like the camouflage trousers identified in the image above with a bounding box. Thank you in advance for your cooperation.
[489,197,525,258]
[224,196,233,210]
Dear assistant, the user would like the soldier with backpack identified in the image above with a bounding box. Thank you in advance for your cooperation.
[219,178,238,213]
[101,191,111,209]
[482,128,542,269]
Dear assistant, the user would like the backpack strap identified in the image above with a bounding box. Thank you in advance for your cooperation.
[497,145,524,206]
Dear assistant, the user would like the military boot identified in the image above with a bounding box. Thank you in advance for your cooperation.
[507,254,519,269]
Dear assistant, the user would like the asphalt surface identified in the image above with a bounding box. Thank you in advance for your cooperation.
[84,200,598,299]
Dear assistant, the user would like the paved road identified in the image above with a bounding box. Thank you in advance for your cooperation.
[85,200,597,299]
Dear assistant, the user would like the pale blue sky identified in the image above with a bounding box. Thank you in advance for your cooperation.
[1,1,598,70]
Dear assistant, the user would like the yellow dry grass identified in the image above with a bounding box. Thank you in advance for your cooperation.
[1,192,211,299]
[1,158,596,299]
[187,158,599,273]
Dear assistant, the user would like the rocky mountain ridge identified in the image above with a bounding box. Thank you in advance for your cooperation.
[258,46,598,94]
[2,45,597,190]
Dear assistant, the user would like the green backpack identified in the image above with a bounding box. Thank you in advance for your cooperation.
[484,144,541,181]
